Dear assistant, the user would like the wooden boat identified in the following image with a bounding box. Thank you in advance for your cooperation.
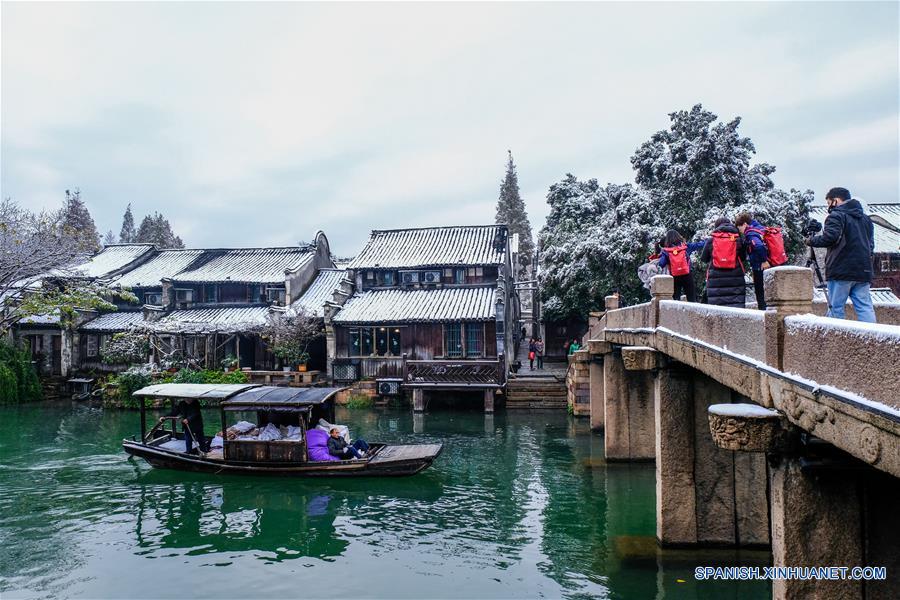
[122,383,442,477]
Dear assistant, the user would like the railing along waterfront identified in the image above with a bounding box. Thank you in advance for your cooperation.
[404,354,506,388]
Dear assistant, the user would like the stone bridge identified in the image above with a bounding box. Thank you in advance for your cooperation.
[571,267,899,600]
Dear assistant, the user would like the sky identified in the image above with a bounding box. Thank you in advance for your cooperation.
[2,1,898,258]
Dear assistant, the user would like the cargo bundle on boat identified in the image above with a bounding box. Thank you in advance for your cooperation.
[122,383,442,476]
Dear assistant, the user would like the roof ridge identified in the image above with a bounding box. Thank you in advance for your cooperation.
[369,224,504,234]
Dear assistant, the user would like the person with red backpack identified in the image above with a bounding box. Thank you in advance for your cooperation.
[657,230,704,302]
[700,217,746,308]
[734,212,788,310]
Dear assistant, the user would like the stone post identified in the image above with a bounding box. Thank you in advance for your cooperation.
[604,294,620,311]
[604,347,657,461]
[654,362,697,546]
[567,350,591,416]
[650,275,675,327]
[412,388,425,412]
[588,340,611,431]
[763,267,813,372]
[484,389,495,414]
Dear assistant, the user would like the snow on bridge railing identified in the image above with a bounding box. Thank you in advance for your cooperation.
[604,301,653,330]
[784,315,900,410]
[658,300,767,363]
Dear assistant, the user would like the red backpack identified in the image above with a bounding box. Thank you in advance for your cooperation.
[711,232,740,269]
[763,227,788,266]
[663,243,690,276]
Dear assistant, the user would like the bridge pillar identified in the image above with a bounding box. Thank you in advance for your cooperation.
[412,388,425,412]
[763,266,813,371]
[604,346,656,461]
[587,340,610,431]
[483,389,495,413]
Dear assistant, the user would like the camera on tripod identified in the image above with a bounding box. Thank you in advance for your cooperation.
[803,219,822,236]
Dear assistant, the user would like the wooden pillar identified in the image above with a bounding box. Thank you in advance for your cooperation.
[483,389,494,413]
[412,388,424,412]
[654,363,697,546]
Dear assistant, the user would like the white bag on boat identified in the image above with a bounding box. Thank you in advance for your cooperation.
[316,419,350,443]
[231,420,256,434]
[257,423,283,441]
[210,434,224,449]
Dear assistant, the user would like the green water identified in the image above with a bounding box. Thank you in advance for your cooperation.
[0,403,771,599]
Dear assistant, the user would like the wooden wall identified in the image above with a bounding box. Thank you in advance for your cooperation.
[334,321,498,360]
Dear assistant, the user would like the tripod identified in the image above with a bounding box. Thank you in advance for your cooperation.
[805,246,829,305]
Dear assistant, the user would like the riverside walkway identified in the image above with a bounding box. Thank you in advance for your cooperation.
[572,267,899,600]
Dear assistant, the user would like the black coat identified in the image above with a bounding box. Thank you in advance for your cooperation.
[701,224,747,308]
[809,199,874,283]
[168,399,204,433]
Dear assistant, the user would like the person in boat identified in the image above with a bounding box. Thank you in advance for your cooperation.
[160,397,206,454]
[327,428,370,459]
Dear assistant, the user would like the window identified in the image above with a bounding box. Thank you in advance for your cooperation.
[349,328,361,355]
[454,268,465,284]
[144,292,162,305]
[361,328,373,355]
[366,271,375,280]
[375,327,389,356]
[267,287,286,305]
[389,328,402,355]
[349,327,400,356]
[382,271,395,286]
[204,285,217,303]
[465,323,484,357]
[86,335,99,358]
[445,323,462,358]
[175,288,194,303]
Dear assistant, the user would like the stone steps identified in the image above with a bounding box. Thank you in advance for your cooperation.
[505,375,568,409]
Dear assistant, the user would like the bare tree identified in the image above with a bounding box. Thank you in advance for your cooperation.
[257,309,323,368]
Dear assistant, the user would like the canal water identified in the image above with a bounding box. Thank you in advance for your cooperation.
[0,403,771,599]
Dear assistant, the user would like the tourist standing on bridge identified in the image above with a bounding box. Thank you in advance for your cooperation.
[700,217,746,308]
[658,229,704,302]
[735,212,789,310]
[807,187,876,323]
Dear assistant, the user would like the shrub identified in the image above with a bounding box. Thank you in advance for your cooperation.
[0,364,17,405]
[167,368,249,385]
[0,340,42,404]
[346,393,374,409]
[114,367,152,406]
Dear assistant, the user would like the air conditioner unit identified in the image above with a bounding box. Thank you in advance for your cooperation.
[376,378,402,396]
[400,271,420,285]
[422,270,442,284]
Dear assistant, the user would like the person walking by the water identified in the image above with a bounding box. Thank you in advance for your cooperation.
[658,229,704,302]
[700,217,746,308]
[528,338,537,370]
[807,187,877,322]
[535,338,545,369]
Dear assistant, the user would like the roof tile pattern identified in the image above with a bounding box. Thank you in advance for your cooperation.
[152,306,272,334]
[80,311,147,332]
[333,286,497,324]
[109,250,206,288]
[288,269,347,317]
[347,225,507,269]
[169,247,314,284]
[809,205,900,255]
[71,244,156,278]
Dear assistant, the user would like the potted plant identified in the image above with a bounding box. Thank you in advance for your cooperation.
[220,354,238,372]
[259,309,323,375]
[297,352,310,372]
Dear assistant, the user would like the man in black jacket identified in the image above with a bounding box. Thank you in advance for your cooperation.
[807,187,876,323]
[161,397,206,454]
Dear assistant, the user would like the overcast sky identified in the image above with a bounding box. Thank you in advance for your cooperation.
[2,2,898,257]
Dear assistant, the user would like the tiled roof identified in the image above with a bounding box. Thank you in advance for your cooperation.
[288,269,347,318]
[108,249,206,288]
[814,287,900,305]
[68,244,156,278]
[333,286,497,324]
[80,311,147,332]
[152,305,272,334]
[869,203,900,230]
[168,247,315,284]
[18,311,61,326]
[808,205,900,255]
[347,225,507,269]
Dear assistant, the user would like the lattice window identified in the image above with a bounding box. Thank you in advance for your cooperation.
[465,322,484,357]
[445,323,462,358]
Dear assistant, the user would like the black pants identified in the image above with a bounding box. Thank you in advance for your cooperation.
[672,273,697,302]
[753,269,766,310]
[537,355,544,369]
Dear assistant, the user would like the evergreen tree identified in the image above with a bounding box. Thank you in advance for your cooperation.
[61,189,101,251]
[495,151,534,275]
[103,230,117,246]
[135,212,185,249]
[119,203,136,243]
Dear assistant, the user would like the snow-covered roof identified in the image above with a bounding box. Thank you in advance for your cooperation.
[333,286,497,324]
[80,311,147,332]
[108,249,206,288]
[152,305,272,334]
[18,311,61,326]
[809,205,900,255]
[167,247,314,284]
[288,269,347,318]
[347,225,507,270]
[65,244,156,279]
[814,287,900,305]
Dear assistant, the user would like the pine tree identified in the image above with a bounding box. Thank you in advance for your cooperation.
[103,230,117,246]
[495,151,534,275]
[62,189,101,251]
[135,212,185,249]
[119,203,136,243]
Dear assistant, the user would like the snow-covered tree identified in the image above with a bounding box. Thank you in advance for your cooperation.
[495,151,534,275]
[62,189,101,251]
[630,104,775,238]
[119,203,136,243]
[258,309,323,368]
[135,212,185,249]
[103,230,117,246]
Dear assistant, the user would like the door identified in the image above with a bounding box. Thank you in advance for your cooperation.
[51,335,62,376]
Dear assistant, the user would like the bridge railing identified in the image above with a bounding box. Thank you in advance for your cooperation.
[658,300,767,363]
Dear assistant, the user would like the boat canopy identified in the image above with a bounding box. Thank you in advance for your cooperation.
[132,383,260,400]
[221,386,344,412]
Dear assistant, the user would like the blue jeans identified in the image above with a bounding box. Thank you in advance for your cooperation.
[350,439,369,457]
[826,280,877,323]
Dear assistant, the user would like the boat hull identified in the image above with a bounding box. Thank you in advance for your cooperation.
[122,440,442,477]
